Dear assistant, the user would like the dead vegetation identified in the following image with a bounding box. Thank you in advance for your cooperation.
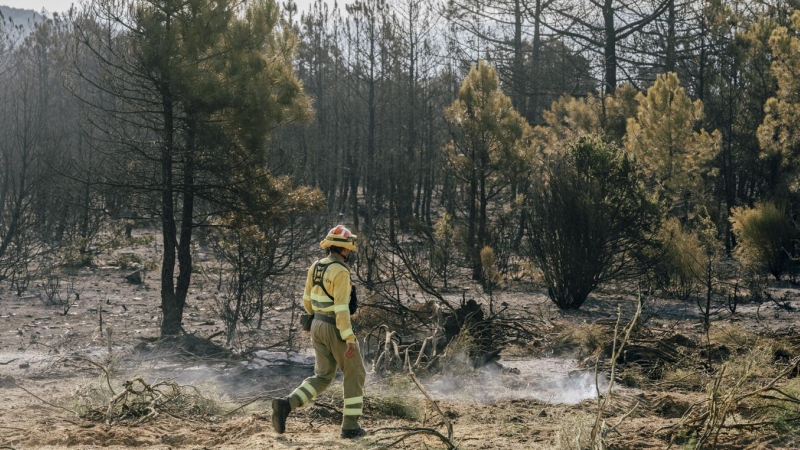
[5,295,800,450]
[5,227,800,449]
[661,349,800,449]
[76,376,224,425]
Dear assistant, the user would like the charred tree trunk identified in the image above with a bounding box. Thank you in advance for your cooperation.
[174,120,196,334]
[666,0,676,73]
[160,86,181,337]
[603,0,617,94]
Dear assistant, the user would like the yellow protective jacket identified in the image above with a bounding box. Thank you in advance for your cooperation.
[302,254,356,343]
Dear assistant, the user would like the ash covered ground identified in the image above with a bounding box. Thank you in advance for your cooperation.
[2,230,800,449]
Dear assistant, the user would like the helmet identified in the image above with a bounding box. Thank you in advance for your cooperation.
[320,225,357,251]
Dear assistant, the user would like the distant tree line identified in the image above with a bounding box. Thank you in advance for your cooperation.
[1,0,800,338]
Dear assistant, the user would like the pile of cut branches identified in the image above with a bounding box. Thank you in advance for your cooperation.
[79,376,221,425]
[361,298,543,376]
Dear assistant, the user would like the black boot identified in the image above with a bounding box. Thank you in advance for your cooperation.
[340,427,367,439]
[271,398,291,434]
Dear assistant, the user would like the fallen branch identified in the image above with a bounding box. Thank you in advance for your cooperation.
[370,426,455,449]
[73,356,115,395]
[0,358,19,365]
[409,369,453,442]
[591,289,643,450]
[367,363,456,449]
[223,391,282,416]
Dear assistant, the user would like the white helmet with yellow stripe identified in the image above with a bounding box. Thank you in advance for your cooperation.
[320,225,357,252]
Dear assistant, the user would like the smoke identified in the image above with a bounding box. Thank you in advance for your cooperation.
[426,356,608,405]
[119,349,318,398]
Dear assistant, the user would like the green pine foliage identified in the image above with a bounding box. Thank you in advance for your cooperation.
[444,60,531,282]
[759,11,800,190]
[625,73,721,216]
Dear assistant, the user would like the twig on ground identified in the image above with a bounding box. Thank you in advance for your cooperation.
[370,426,456,449]
[409,368,453,442]
[73,356,115,395]
[206,331,225,340]
[0,359,19,365]
[312,401,341,413]
[591,288,644,450]
[608,401,640,435]
[222,391,282,416]
[13,380,79,417]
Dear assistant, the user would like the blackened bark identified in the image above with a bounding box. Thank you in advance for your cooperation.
[174,120,196,332]
[528,0,543,124]
[666,0,676,72]
[469,142,480,280]
[512,0,525,116]
[160,84,181,337]
[603,0,617,94]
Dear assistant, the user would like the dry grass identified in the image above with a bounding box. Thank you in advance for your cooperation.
[439,328,476,375]
[664,344,800,449]
[365,375,423,421]
[551,322,613,358]
[660,366,707,391]
[554,412,594,449]
[708,323,761,349]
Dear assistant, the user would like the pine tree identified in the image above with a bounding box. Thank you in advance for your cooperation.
[758,11,800,192]
[78,0,311,336]
[444,60,530,281]
[625,72,720,216]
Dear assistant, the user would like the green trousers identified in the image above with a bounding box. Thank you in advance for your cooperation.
[288,318,366,430]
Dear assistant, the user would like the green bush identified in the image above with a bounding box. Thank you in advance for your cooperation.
[730,202,795,280]
[116,253,143,270]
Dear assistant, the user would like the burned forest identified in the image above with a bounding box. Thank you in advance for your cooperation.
[2,0,800,448]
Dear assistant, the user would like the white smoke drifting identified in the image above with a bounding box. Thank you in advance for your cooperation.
[427,357,608,405]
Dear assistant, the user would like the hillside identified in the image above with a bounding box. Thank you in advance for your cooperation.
[0,5,43,31]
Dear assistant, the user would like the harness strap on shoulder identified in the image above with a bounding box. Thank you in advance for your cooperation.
[312,260,347,301]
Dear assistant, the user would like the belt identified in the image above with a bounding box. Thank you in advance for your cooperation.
[314,313,336,326]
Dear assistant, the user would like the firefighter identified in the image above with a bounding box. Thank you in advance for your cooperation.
[272,225,367,439]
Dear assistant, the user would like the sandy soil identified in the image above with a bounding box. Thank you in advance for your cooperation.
[2,230,800,449]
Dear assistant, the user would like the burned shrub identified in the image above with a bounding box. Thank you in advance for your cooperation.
[441,298,502,367]
[76,376,224,425]
[525,136,661,310]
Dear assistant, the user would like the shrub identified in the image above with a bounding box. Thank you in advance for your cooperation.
[653,217,705,298]
[730,202,795,280]
[116,253,143,270]
[60,239,95,267]
[525,135,661,310]
[431,213,458,291]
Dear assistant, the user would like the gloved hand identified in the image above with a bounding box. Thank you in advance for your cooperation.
[345,342,356,359]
